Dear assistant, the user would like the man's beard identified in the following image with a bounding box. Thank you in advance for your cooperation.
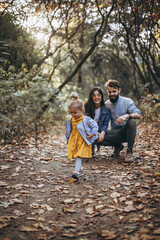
[109,95,119,103]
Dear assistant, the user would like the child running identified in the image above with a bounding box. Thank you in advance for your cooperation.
[66,92,98,179]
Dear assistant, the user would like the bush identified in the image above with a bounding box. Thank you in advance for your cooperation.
[0,66,54,143]
[140,93,160,124]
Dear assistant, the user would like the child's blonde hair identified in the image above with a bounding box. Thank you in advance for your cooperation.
[69,92,84,111]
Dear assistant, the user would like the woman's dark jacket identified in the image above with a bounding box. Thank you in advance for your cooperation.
[97,105,111,133]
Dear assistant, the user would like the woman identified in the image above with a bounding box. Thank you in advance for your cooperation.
[84,87,111,155]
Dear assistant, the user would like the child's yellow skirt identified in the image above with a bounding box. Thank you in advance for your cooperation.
[68,115,91,159]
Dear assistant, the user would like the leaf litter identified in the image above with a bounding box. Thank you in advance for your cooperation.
[0,123,160,239]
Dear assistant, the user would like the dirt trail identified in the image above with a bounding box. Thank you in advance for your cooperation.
[0,124,160,240]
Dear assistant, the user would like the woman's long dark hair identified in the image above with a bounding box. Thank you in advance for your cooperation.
[84,87,105,119]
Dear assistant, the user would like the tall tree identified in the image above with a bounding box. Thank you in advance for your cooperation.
[114,0,160,93]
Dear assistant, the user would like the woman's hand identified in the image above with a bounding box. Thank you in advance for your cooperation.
[97,131,105,142]
[87,133,94,140]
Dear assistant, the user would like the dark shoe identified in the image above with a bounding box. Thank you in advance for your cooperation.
[111,144,124,158]
[124,149,134,163]
[72,170,84,179]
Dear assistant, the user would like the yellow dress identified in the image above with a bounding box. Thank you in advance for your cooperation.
[68,115,92,159]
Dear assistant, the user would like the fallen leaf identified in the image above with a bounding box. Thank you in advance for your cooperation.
[137,192,148,198]
[95,204,105,211]
[136,204,145,210]
[97,230,117,239]
[102,187,109,192]
[37,217,46,222]
[63,207,76,213]
[41,170,49,173]
[0,223,9,229]
[95,193,104,197]
[88,189,93,194]
[61,233,75,238]
[110,192,120,198]
[62,190,70,194]
[19,190,29,195]
[154,172,160,177]
[30,203,39,209]
[77,231,90,236]
[20,225,38,231]
[12,198,23,204]
[0,215,17,223]
[38,184,44,188]
[85,207,94,215]
[38,222,53,232]
[41,204,53,211]
[29,172,37,175]
[135,182,141,187]
[64,198,74,204]
[123,205,136,212]
[139,234,154,240]
[153,228,160,235]
[26,217,37,221]
[0,181,8,186]
[83,199,93,205]
[0,200,14,208]
[139,227,150,234]
[0,165,10,169]
[100,208,115,216]
[38,233,47,240]
[68,178,77,183]
[119,197,126,202]
[64,223,77,228]
[93,170,102,174]
[114,198,119,204]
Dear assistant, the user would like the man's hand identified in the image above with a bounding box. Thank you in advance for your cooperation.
[117,112,141,125]
[97,131,105,142]
[86,133,94,140]
[116,114,128,125]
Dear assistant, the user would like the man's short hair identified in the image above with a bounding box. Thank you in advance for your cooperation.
[105,80,120,89]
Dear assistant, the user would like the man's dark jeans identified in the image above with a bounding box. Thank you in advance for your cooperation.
[96,119,137,149]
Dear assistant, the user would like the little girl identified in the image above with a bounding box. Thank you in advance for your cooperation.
[66,92,98,179]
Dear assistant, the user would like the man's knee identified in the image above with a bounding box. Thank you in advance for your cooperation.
[127,119,136,128]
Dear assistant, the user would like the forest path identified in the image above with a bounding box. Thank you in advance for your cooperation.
[0,123,159,240]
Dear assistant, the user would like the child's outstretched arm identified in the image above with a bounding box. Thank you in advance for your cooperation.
[86,133,95,140]
[86,117,98,140]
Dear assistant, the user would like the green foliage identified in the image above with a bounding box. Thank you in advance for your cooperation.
[0,13,39,71]
[0,66,56,143]
[140,93,160,123]
[0,0,159,143]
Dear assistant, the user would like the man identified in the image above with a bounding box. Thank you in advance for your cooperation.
[98,79,141,162]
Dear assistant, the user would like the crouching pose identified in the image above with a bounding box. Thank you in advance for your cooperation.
[66,92,98,179]
[97,80,141,163]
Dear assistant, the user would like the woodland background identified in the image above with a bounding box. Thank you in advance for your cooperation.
[0,0,160,143]
[0,1,160,240]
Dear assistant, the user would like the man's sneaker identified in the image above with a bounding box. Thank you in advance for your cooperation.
[111,144,124,157]
[124,149,134,163]
[72,170,84,179]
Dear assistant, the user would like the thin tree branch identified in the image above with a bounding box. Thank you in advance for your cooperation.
[36,0,116,118]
